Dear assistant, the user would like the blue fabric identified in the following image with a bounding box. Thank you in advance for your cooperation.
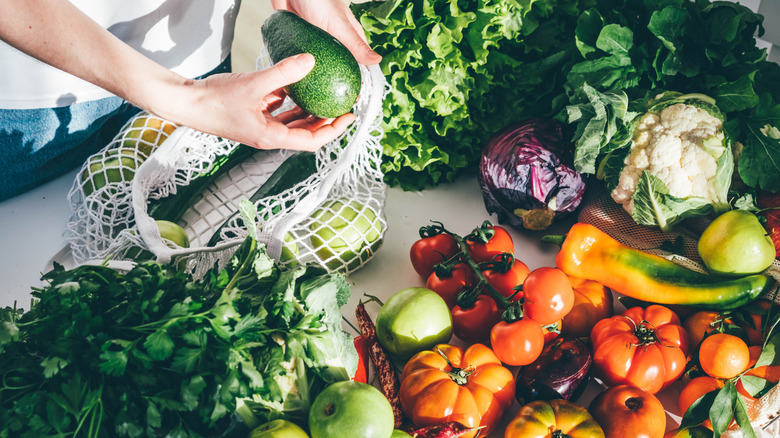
[0,56,232,202]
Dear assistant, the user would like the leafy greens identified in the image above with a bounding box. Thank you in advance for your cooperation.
[0,237,356,437]
[563,1,780,194]
[354,0,780,197]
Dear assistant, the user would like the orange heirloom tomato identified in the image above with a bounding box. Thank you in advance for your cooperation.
[590,305,689,394]
[399,343,515,438]
[560,276,614,338]
[505,399,605,438]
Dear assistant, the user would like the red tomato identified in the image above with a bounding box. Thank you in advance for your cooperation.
[410,233,460,279]
[483,258,530,302]
[590,305,690,394]
[490,319,544,366]
[466,224,514,263]
[426,263,477,309]
[559,276,614,339]
[452,294,503,344]
[521,267,575,325]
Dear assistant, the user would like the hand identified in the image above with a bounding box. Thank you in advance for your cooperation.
[271,0,381,65]
[162,53,355,151]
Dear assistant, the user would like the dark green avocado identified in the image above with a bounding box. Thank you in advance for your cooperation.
[261,10,361,119]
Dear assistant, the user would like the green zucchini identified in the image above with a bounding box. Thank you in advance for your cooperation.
[207,151,318,247]
[147,144,255,222]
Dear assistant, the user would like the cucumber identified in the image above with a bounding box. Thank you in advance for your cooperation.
[261,10,361,118]
[207,151,318,247]
[147,144,255,222]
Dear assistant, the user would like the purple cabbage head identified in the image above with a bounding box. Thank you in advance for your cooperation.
[478,118,586,231]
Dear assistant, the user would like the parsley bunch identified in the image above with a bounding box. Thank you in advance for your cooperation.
[0,237,356,438]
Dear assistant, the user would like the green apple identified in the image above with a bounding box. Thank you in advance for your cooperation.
[309,199,383,271]
[375,287,453,359]
[391,430,413,438]
[698,210,776,277]
[308,381,394,438]
[280,232,299,266]
[249,419,309,438]
[81,148,137,196]
[125,220,190,261]
[155,220,190,248]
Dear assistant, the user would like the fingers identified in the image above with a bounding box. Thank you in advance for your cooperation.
[328,13,381,65]
[257,113,356,151]
[273,105,305,124]
[261,53,316,91]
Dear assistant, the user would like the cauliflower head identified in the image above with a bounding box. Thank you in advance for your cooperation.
[605,92,733,231]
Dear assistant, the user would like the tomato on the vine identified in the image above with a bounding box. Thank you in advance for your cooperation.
[521,267,575,325]
[426,263,477,309]
[490,319,544,366]
[466,224,514,263]
[452,294,503,344]
[410,233,460,279]
[482,256,529,302]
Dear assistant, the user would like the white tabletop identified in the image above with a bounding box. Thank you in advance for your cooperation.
[0,168,79,310]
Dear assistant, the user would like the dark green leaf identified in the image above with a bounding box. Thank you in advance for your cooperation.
[647,6,687,52]
[146,400,161,429]
[714,73,759,112]
[739,375,774,398]
[709,382,736,437]
[733,392,759,438]
[679,388,718,430]
[144,329,175,361]
[41,356,68,379]
[99,340,130,376]
[755,331,780,368]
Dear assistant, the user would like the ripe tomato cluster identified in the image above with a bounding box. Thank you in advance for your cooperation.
[409,221,575,366]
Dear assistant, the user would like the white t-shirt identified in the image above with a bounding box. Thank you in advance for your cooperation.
[0,0,242,110]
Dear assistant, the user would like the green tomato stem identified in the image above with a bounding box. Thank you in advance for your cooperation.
[448,232,512,309]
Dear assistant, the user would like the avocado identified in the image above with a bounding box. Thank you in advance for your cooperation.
[261,10,361,119]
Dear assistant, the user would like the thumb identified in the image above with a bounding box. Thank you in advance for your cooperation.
[263,53,316,89]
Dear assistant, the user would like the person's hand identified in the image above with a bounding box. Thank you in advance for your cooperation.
[271,0,381,65]
[161,53,355,151]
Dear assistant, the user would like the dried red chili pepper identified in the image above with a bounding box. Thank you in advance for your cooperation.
[412,421,479,438]
[355,301,404,428]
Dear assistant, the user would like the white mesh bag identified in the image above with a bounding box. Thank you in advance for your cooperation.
[65,62,389,279]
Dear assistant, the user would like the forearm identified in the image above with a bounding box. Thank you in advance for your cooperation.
[0,0,188,117]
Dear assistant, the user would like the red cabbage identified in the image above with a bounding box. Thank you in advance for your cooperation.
[478,118,586,231]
